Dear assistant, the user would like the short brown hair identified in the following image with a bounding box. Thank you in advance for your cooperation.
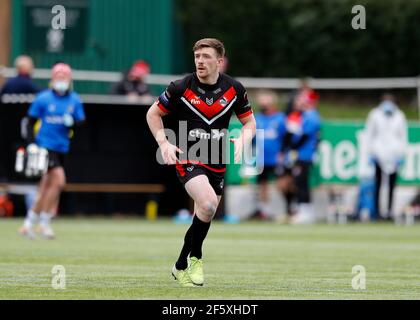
[193,38,225,58]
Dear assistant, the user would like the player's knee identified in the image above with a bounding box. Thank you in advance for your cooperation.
[197,198,218,218]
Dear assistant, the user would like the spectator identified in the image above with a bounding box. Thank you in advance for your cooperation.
[276,88,321,224]
[0,55,41,96]
[251,90,285,220]
[110,60,151,97]
[365,94,408,221]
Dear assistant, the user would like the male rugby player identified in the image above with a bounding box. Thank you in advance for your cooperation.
[146,38,256,287]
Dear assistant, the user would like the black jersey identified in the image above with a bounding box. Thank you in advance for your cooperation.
[157,72,253,171]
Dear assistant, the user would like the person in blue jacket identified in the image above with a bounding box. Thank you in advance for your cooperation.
[252,90,286,219]
[289,90,321,224]
[0,55,41,96]
[19,62,86,239]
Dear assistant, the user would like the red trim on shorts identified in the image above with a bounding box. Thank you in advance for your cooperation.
[237,110,253,119]
[177,160,226,173]
[175,163,186,176]
[157,101,170,113]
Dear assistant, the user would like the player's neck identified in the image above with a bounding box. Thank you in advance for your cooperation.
[196,72,220,86]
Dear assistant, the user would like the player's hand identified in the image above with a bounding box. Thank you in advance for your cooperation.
[230,137,243,164]
[62,114,74,127]
[160,141,184,165]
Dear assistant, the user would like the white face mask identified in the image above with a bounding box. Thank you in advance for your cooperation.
[53,81,70,94]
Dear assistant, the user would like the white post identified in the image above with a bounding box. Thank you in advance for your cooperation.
[417,76,420,121]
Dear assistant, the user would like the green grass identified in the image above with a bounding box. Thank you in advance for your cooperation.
[1,218,420,300]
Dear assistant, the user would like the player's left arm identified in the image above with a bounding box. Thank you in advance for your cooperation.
[69,95,86,127]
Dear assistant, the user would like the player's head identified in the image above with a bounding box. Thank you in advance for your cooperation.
[51,62,72,95]
[14,55,34,76]
[294,89,319,111]
[193,38,225,80]
[255,89,278,113]
[128,60,150,81]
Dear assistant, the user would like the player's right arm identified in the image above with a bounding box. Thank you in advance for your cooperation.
[146,100,183,165]
[24,91,46,145]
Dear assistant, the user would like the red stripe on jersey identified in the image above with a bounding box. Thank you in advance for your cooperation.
[183,86,236,120]
[177,160,226,173]
[237,109,253,119]
[157,101,170,113]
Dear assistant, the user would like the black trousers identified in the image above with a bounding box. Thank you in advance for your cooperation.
[374,161,397,219]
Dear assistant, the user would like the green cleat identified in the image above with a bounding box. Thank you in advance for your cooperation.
[188,257,204,286]
[172,265,194,287]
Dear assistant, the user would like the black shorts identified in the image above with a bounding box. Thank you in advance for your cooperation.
[257,165,277,183]
[175,163,225,196]
[47,150,66,169]
[275,163,293,177]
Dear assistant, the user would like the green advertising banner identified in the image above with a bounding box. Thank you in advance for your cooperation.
[227,120,420,186]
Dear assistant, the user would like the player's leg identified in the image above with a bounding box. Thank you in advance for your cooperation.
[373,161,382,220]
[291,162,313,224]
[254,167,272,219]
[387,171,397,219]
[276,172,296,218]
[19,172,50,238]
[185,174,220,286]
[39,166,66,238]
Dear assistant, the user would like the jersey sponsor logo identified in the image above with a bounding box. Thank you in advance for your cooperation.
[48,104,56,112]
[211,129,225,140]
[45,115,64,124]
[181,86,237,125]
[189,129,211,139]
[189,129,225,140]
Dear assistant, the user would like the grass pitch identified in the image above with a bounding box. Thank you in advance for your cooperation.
[1,217,420,300]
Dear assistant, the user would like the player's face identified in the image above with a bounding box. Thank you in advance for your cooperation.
[194,47,223,79]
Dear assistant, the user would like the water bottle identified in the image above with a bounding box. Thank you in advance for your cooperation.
[15,147,25,173]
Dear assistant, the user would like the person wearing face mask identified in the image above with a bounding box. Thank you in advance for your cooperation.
[110,60,152,98]
[250,90,285,220]
[365,94,408,221]
[19,62,86,239]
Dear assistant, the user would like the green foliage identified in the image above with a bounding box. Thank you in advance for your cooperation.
[176,0,420,77]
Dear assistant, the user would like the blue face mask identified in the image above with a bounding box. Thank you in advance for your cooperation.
[380,101,396,116]
[53,81,70,94]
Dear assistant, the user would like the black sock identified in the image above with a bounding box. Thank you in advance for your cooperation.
[175,224,193,270]
[190,214,211,260]
[285,192,294,215]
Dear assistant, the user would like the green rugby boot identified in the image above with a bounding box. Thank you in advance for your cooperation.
[172,265,194,287]
[188,257,204,286]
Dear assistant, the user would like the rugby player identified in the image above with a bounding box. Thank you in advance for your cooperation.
[146,38,256,287]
